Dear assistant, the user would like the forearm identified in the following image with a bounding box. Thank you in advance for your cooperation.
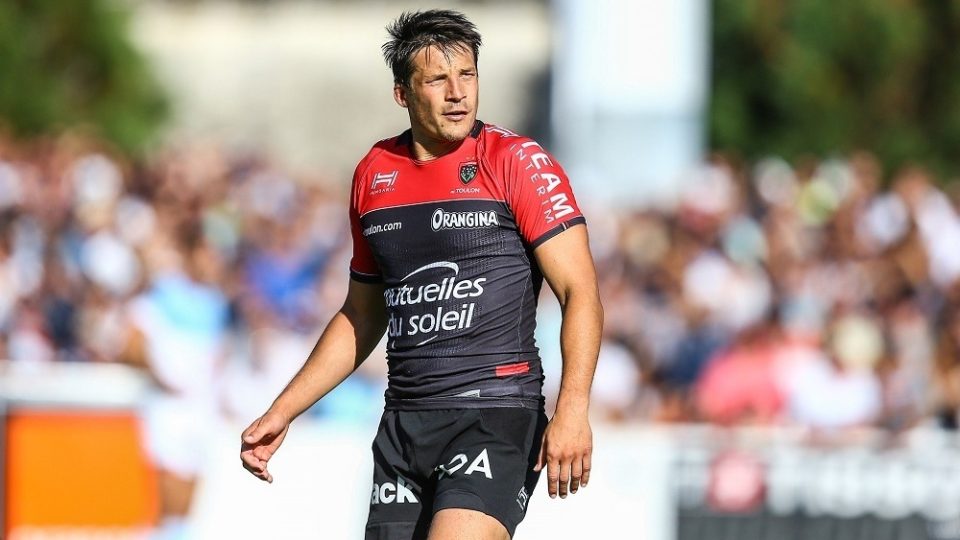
[267,307,386,422]
[554,289,603,417]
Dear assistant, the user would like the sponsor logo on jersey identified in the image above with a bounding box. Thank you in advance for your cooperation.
[459,161,478,184]
[370,476,418,505]
[430,208,499,231]
[384,261,486,347]
[511,140,577,224]
[363,221,402,236]
[370,170,398,194]
[450,187,481,195]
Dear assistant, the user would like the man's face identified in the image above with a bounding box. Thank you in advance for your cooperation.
[394,44,479,149]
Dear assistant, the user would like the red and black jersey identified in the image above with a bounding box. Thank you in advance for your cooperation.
[349,121,585,410]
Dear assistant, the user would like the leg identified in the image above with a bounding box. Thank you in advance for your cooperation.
[153,469,196,540]
[157,469,196,517]
[428,509,510,540]
[141,396,208,539]
[429,409,547,539]
[365,411,432,540]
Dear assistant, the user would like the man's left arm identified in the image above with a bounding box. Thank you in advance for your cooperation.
[532,224,603,499]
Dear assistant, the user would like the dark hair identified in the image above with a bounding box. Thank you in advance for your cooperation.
[382,10,482,87]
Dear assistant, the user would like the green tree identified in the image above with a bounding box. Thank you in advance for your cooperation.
[0,0,168,152]
[711,0,960,177]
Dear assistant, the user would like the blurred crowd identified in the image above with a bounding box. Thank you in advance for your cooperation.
[3,132,960,436]
[0,131,386,428]
[589,151,960,433]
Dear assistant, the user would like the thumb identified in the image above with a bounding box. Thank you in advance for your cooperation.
[534,433,547,471]
[244,417,273,444]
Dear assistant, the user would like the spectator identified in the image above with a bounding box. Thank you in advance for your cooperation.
[123,228,230,540]
[2,130,960,439]
[932,304,960,429]
[695,316,785,425]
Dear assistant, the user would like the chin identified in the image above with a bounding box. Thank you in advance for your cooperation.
[439,125,472,142]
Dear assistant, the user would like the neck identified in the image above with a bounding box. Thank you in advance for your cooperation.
[409,127,463,161]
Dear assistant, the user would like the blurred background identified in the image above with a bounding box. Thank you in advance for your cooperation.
[3,0,960,539]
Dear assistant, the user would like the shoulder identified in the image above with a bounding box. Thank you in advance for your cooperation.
[352,131,408,181]
[478,123,527,160]
[479,123,557,168]
[479,123,564,183]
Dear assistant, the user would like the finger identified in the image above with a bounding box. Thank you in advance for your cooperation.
[241,458,267,480]
[582,453,592,487]
[252,467,272,483]
[242,460,262,477]
[253,445,275,462]
[547,457,560,499]
[240,450,265,472]
[570,458,583,494]
[242,457,273,483]
[558,458,570,499]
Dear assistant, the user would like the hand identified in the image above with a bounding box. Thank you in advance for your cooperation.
[240,411,290,483]
[534,410,592,499]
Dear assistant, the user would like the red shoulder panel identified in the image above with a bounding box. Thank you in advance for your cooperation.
[479,125,585,248]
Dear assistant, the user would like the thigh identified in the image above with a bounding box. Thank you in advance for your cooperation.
[156,469,196,517]
[428,508,509,540]
[431,408,547,538]
[366,412,433,540]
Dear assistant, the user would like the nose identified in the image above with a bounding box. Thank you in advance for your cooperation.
[445,77,465,102]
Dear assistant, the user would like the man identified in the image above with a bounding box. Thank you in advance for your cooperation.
[125,232,229,540]
[240,9,602,539]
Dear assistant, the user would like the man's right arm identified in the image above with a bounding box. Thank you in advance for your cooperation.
[240,278,387,482]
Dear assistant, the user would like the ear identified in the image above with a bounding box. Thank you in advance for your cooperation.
[393,84,408,108]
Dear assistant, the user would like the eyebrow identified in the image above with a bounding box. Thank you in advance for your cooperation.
[420,66,476,82]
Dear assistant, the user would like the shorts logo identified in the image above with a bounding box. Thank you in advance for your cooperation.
[371,476,418,505]
[370,170,398,194]
[431,208,499,231]
[516,486,529,511]
[459,161,478,184]
[435,448,493,480]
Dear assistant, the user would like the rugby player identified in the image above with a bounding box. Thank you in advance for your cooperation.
[240,9,603,539]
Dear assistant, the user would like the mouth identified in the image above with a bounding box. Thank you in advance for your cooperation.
[443,111,469,122]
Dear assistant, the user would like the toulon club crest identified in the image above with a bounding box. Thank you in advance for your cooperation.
[459,162,478,184]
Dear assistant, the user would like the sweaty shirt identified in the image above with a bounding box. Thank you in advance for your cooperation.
[349,121,585,410]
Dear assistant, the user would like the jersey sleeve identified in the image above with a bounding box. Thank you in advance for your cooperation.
[348,162,383,283]
[499,137,586,248]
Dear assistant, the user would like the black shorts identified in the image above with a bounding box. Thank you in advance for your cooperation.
[365,407,548,539]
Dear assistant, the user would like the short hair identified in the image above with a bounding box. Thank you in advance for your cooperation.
[382,10,482,87]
